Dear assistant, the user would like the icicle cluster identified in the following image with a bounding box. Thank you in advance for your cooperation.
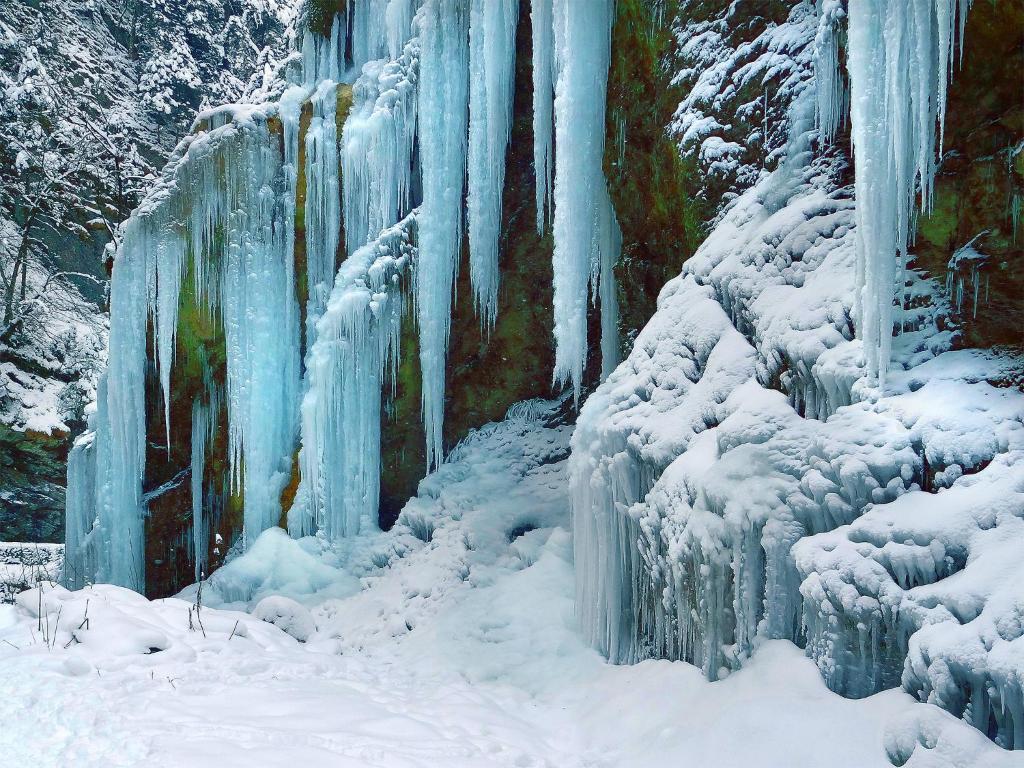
[467,0,519,328]
[416,0,469,470]
[841,0,972,381]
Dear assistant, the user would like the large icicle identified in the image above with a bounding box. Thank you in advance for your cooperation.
[845,0,972,381]
[305,79,342,323]
[467,0,519,328]
[98,216,155,591]
[596,184,621,380]
[530,0,554,233]
[416,0,469,469]
[300,13,345,86]
[550,0,616,398]
[813,0,846,144]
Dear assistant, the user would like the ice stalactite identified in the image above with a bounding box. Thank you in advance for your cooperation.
[342,37,419,256]
[351,0,389,69]
[844,0,972,382]
[467,0,518,328]
[297,213,416,540]
[813,0,846,144]
[530,0,554,234]
[596,184,621,380]
[416,0,469,470]
[385,0,418,60]
[550,0,617,398]
[305,79,342,323]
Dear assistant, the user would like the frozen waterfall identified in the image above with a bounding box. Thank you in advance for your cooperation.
[65,0,625,592]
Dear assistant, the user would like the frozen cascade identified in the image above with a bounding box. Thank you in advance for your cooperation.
[341,36,419,257]
[550,0,617,398]
[530,0,554,234]
[304,79,342,322]
[63,114,304,589]
[843,0,972,382]
[296,213,417,540]
[416,0,469,470]
[467,0,518,328]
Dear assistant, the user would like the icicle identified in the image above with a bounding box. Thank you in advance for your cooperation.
[467,0,519,328]
[550,0,616,399]
[97,215,152,591]
[386,0,418,60]
[301,13,345,87]
[416,0,469,470]
[531,0,554,234]
[305,79,342,325]
[190,400,208,581]
[597,184,620,380]
[218,125,302,547]
[845,0,972,383]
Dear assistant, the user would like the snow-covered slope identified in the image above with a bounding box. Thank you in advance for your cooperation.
[1,402,1013,767]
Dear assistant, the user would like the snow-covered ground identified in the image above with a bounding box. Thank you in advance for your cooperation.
[0,404,1014,768]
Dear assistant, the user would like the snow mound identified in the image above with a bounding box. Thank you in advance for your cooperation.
[185,527,361,610]
[253,595,316,642]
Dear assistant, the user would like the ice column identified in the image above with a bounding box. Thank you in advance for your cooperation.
[467,0,519,328]
[550,0,616,398]
[845,0,971,381]
[416,0,469,469]
[100,217,153,591]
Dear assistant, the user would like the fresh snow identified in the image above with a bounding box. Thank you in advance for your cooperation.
[2,404,1012,768]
